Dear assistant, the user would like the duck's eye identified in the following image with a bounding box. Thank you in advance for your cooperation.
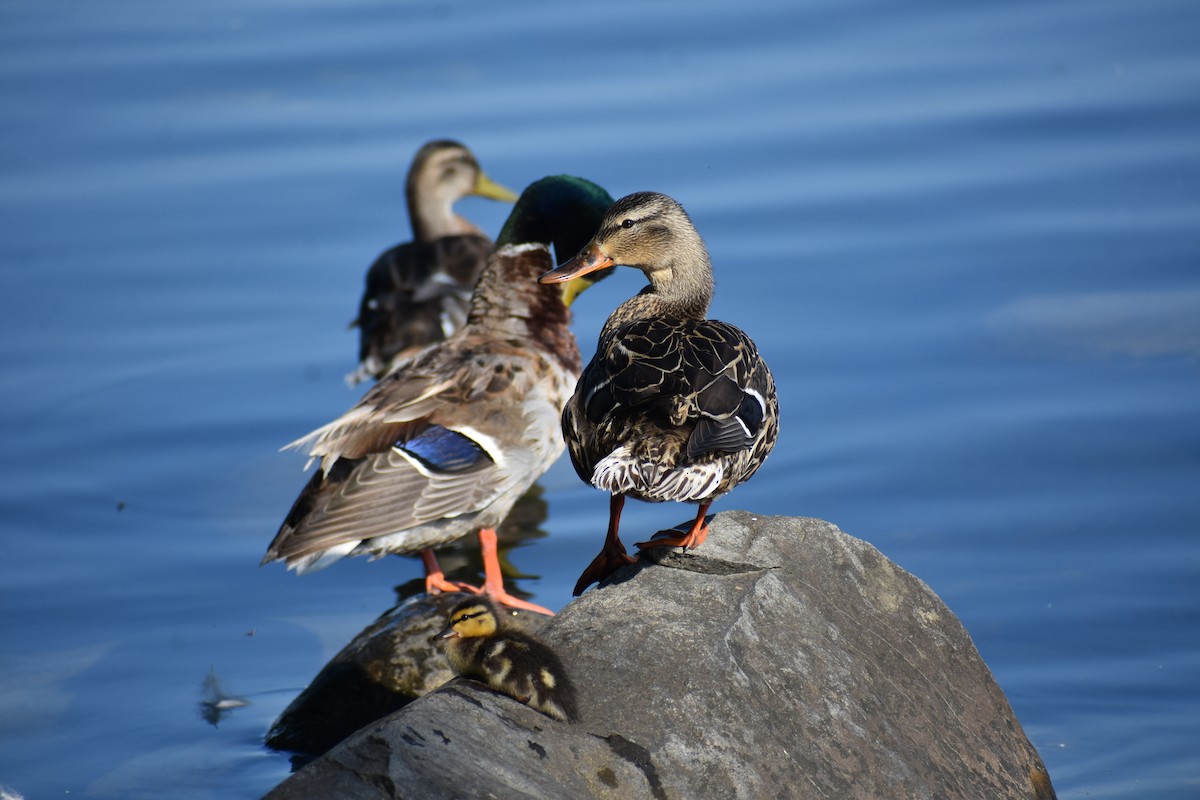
[621,219,635,229]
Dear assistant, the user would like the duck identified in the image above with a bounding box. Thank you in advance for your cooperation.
[435,596,579,722]
[538,191,780,596]
[348,139,519,385]
[264,176,616,615]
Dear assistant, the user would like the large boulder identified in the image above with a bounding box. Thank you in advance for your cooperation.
[265,511,1055,799]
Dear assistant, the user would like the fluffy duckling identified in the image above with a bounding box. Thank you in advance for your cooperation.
[435,597,579,722]
[539,192,780,595]
[349,140,518,384]
[263,176,615,615]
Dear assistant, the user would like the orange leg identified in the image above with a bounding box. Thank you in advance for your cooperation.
[636,502,712,551]
[477,527,554,616]
[574,494,638,596]
[421,549,478,595]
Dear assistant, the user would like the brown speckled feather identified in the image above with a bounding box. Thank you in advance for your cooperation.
[266,244,579,572]
[546,191,780,507]
[567,316,778,502]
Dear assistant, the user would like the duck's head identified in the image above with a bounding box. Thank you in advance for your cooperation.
[409,140,518,204]
[435,598,500,641]
[496,175,616,306]
[407,140,518,238]
[537,191,713,307]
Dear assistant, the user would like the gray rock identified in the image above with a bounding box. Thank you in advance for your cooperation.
[265,511,1055,799]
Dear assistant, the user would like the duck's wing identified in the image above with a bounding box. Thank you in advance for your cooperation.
[582,317,774,459]
[351,234,493,381]
[268,345,543,567]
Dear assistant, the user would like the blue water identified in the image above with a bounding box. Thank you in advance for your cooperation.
[2,0,1198,797]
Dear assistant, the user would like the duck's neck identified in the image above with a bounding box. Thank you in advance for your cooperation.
[467,243,581,374]
[601,252,714,340]
[407,184,483,241]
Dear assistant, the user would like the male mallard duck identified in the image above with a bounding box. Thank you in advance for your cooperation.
[264,176,616,615]
[539,191,780,595]
[435,596,578,722]
[349,140,519,385]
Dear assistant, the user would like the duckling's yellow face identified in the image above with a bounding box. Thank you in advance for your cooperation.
[436,601,499,641]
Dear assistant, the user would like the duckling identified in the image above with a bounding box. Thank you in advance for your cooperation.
[349,140,518,385]
[435,597,579,722]
[539,192,780,595]
[263,176,616,615]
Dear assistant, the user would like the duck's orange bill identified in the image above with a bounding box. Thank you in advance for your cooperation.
[538,245,615,284]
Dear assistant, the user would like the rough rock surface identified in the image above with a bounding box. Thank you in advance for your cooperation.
[265,511,1055,799]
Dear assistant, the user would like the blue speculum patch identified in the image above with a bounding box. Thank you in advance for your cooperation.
[395,426,491,473]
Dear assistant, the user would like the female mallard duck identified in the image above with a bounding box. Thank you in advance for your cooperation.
[264,176,616,615]
[349,139,519,385]
[539,191,779,595]
[435,596,579,722]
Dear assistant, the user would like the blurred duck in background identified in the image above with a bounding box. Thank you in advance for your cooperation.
[349,139,518,385]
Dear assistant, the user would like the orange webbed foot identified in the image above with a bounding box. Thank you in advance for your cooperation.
[635,522,709,551]
[636,504,712,552]
[484,588,554,616]
[476,527,554,616]
[422,549,480,595]
[573,541,636,596]
[425,573,481,595]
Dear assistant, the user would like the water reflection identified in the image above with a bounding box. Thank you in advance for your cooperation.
[989,288,1200,358]
[387,485,550,604]
[197,667,251,727]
